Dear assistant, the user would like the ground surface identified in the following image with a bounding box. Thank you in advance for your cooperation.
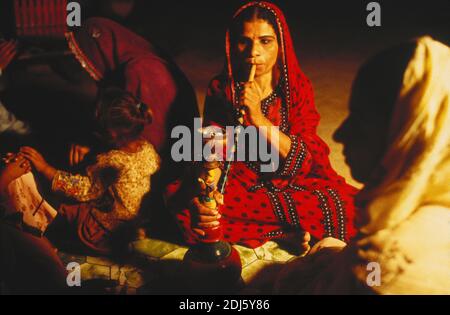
[59,238,299,294]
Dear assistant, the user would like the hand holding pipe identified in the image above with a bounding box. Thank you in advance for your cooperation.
[237,62,257,124]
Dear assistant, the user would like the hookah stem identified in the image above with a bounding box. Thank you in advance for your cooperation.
[218,64,256,194]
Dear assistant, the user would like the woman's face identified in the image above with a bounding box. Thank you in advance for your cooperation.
[234,19,279,78]
[333,96,389,184]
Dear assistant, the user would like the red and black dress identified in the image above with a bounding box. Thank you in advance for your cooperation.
[166,1,358,248]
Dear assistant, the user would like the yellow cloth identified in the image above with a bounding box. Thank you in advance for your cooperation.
[275,37,450,294]
[359,36,450,234]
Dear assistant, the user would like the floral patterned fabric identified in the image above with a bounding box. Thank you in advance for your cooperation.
[52,141,160,230]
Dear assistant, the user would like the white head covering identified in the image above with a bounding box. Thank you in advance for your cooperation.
[274,37,450,294]
[359,36,450,234]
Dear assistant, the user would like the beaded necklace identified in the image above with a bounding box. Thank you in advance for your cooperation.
[261,88,279,116]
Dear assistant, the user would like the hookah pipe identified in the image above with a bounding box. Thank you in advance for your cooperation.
[182,64,256,291]
[218,62,257,192]
[194,63,256,245]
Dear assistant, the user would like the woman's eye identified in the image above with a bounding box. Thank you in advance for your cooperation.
[261,39,272,45]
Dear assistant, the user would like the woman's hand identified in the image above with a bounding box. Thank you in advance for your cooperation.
[1,152,17,165]
[280,231,311,256]
[239,82,267,127]
[69,143,91,166]
[20,147,48,172]
[190,192,224,237]
[1,154,31,179]
[20,147,57,180]
[238,82,293,159]
[309,237,347,255]
[0,154,30,199]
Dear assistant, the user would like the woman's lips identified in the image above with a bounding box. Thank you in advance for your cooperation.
[245,57,264,65]
[245,63,264,71]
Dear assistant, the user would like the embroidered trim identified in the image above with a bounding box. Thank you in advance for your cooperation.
[278,136,307,176]
[327,188,347,241]
[267,191,288,225]
[249,181,306,194]
[235,80,289,134]
[288,183,307,192]
[260,89,279,116]
[312,189,334,238]
[248,181,265,192]
[293,140,308,173]
[279,100,289,133]
[279,134,298,175]
[263,229,284,238]
[249,181,281,193]
[282,191,300,228]
[249,181,301,229]
[235,81,280,117]
[65,32,103,81]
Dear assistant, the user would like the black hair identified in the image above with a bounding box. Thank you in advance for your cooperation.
[229,4,280,47]
[350,42,417,121]
[229,4,282,81]
[96,87,152,146]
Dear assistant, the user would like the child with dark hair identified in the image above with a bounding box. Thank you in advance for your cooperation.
[19,87,160,255]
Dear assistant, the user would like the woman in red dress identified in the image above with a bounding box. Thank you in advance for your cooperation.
[167,1,358,249]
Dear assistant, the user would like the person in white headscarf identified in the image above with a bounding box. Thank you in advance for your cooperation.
[274,36,450,294]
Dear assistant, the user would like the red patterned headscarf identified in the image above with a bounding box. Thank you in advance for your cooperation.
[224,1,312,115]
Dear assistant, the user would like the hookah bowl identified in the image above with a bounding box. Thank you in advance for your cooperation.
[182,161,242,293]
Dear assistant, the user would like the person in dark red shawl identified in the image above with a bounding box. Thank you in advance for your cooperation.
[65,17,199,241]
[166,2,358,249]
[66,17,198,183]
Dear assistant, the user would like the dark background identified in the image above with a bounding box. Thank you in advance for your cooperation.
[2,1,449,57]
[0,0,449,184]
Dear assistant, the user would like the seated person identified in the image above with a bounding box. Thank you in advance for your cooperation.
[166,2,358,251]
[18,87,160,255]
[0,154,67,294]
[274,36,450,294]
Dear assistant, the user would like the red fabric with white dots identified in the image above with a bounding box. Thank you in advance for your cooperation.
[166,2,358,248]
